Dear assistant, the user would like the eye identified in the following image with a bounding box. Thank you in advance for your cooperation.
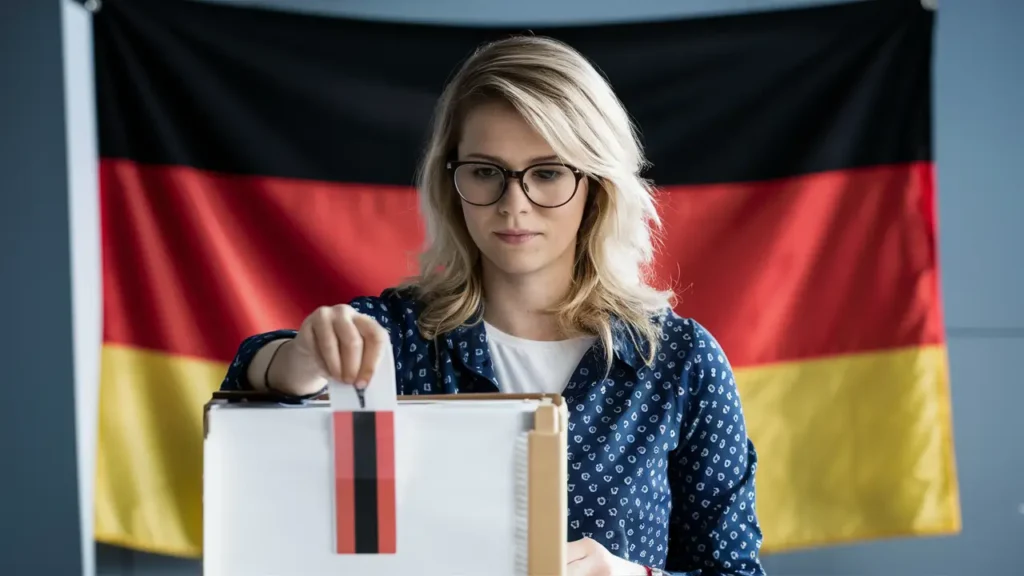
[472,167,500,178]
[533,170,561,181]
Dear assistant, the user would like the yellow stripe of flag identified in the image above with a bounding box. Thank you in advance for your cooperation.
[94,343,960,557]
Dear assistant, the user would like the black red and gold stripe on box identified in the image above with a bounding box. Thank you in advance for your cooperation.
[333,410,396,554]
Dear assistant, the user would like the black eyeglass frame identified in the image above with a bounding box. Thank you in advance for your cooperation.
[445,160,585,208]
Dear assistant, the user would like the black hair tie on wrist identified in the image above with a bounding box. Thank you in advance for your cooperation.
[263,339,291,393]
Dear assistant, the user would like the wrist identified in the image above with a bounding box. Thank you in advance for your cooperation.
[266,339,327,397]
[264,339,290,391]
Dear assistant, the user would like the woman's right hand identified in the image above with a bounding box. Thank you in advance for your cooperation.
[266,304,390,396]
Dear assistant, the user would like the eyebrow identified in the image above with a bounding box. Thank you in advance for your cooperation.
[463,153,562,166]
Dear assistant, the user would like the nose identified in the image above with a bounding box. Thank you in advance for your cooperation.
[497,176,532,215]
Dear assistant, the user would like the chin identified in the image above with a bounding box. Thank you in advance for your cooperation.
[482,252,550,277]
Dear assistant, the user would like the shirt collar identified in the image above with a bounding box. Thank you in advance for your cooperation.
[443,311,498,391]
[608,314,650,371]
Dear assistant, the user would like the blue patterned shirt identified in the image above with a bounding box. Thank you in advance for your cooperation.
[220,288,765,575]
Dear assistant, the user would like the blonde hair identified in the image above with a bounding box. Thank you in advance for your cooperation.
[403,35,674,367]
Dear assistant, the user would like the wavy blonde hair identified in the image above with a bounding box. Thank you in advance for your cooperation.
[403,35,674,367]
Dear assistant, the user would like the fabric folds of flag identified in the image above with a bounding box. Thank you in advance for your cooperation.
[91,0,959,558]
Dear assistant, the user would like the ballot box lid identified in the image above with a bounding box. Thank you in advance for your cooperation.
[203,389,564,439]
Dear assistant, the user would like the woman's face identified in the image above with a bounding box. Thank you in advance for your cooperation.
[455,100,590,280]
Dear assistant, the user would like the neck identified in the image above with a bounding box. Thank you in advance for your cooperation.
[481,258,574,342]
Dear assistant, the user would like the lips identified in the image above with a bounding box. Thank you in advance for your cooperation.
[494,230,540,245]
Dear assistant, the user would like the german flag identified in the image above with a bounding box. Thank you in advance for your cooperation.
[92,0,959,558]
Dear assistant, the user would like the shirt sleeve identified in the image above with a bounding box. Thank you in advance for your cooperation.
[664,320,765,576]
[218,289,408,395]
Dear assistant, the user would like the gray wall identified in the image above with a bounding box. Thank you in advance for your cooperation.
[3,0,1020,575]
[1,1,96,575]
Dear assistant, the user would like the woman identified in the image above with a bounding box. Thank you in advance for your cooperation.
[221,35,765,576]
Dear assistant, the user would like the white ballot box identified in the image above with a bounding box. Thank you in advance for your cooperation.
[202,390,568,576]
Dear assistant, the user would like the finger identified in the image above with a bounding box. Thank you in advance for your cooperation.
[333,307,363,384]
[352,314,387,388]
[310,307,342,381]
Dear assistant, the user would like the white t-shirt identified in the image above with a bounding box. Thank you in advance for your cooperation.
[483,321,598,395]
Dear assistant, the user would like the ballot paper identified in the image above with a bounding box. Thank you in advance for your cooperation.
[203,341,567,576]
[326,343,398,413]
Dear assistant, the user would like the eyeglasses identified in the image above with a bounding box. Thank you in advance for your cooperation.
[446,161,584,208]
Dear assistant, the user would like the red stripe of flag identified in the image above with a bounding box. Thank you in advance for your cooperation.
[101,159,943,367]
